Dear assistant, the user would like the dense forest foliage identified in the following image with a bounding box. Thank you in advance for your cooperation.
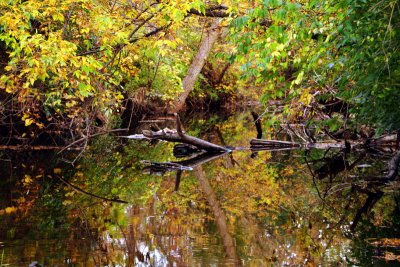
[0,0,399,145]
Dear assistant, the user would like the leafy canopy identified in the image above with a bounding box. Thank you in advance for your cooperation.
[230,0,400,132]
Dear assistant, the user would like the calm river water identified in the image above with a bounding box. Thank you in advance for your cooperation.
[0,112,399,266]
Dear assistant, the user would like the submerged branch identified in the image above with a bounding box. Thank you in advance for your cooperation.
[56,175,128,204]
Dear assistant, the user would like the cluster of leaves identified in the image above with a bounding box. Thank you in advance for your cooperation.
[230,0,400,132]
[1,0,122,126]
[337,0,400,132]
[0,0,231,138]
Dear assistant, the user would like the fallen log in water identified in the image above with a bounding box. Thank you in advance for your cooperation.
[123,129,230,152]
[250,139,301,148]
[123,114,231,152]
[250,138,355,151]
[141,129,230,152]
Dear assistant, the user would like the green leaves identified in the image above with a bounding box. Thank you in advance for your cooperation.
[228,0,399,131]
[78,83,93,97]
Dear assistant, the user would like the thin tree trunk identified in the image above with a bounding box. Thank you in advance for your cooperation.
[170,18,221,112]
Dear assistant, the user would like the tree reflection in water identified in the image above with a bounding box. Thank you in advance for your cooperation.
[0,113,399,266]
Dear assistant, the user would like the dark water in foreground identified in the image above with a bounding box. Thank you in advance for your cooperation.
[1,113,400,266]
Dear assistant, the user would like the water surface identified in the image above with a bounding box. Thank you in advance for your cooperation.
[1,113,399,266]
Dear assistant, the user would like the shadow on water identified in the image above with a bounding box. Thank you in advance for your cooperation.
[0,112,400,266]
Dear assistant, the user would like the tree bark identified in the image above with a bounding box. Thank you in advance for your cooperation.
[170,18,222,113]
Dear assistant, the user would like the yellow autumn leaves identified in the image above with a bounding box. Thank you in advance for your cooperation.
[0,0,223,128]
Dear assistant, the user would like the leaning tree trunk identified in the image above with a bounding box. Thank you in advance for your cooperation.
[170,18,221,113]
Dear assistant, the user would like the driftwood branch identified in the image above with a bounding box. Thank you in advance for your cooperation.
[142,129,229,152]
[122,115,229,152]
[138,114,229,152]
[175,151,228,168]
[250,139,301,152]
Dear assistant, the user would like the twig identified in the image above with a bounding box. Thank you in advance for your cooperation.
[56,175,128,204]
[58,128,128,154]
